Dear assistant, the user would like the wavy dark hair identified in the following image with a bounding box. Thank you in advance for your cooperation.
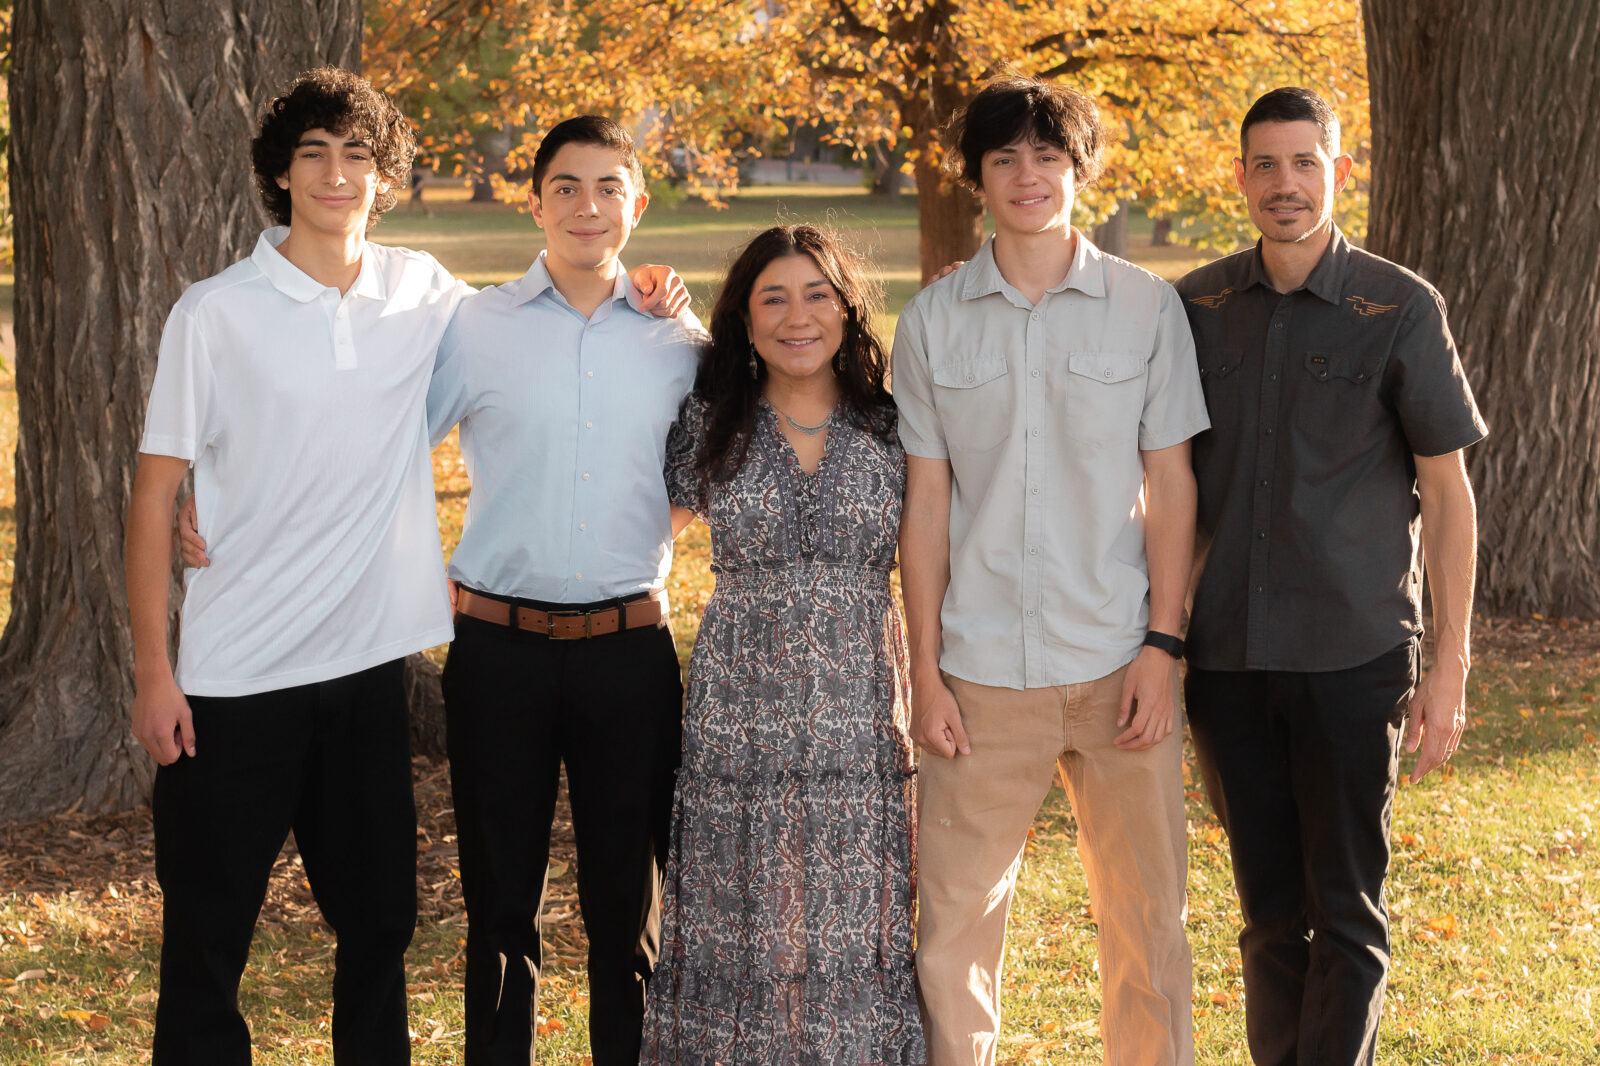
[251,67,415,229]
[695,224,895,490]
[946,74,1104,192]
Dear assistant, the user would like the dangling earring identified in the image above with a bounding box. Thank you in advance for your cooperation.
[748,342,760,380]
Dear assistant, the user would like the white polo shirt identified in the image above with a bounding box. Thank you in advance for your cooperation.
[140,228,471,697]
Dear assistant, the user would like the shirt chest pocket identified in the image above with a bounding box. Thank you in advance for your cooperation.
[1065,351,1147,447]
[933,356,1012,452]
[1297,349,1386,437]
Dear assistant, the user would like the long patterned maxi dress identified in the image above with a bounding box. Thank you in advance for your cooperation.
[640,395,924,1065]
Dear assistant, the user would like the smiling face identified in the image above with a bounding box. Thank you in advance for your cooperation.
[275,127,389,237]
[745,253,845,387]
[530,141,648,274]
[978,136,1077,239]
[1234,119,1354,246]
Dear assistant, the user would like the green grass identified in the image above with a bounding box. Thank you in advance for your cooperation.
[4,191,1591,1063]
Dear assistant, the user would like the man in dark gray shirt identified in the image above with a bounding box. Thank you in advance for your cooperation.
[1175,87,1486,1065]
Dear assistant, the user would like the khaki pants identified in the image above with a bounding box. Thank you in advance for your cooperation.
[916,666,1194,1066]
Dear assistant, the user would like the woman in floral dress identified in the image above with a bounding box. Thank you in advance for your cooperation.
[640,225,924,1065]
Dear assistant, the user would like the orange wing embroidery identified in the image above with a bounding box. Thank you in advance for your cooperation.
[1187,288,1234,309]
[1347,295,1398,317]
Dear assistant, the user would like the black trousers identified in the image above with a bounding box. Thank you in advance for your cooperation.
[442,597,683,1066]
[151,659,418,1066]
[1185,640,1417,1066]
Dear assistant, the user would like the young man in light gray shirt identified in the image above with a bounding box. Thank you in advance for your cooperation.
[894,75,1209,1066]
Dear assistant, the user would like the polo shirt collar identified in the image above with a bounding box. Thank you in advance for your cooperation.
[250,226,387,303]
[508,251,635,316]
[1238,223,1349,306]
[959,230,1107,305]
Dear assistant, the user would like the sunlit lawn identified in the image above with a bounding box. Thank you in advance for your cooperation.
[3,189,1595,1063]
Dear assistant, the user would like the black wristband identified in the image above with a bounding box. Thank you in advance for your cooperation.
[1143,630,1186,660]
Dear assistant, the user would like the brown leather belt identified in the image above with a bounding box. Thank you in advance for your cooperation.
[456,587,667,640]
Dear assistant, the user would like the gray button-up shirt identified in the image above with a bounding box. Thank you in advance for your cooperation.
[1176,227,1487,673]
[894,234,1210,689]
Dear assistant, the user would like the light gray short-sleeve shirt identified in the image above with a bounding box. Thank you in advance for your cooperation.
[893,233,1209,689]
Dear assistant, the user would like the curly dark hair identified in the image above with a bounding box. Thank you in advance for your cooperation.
[946,74,1104,192]
[694,224,896,490]
[251,67,415,229]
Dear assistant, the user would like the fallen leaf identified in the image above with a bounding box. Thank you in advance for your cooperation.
[1426,914,1458,937]
[15,969,47,982]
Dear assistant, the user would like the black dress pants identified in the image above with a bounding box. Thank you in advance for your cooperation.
[1185,639,1417,1066]
[151,659,418,1066]
[442,599,683,1066]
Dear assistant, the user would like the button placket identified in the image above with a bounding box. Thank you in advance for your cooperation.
[1246,297,1291,667]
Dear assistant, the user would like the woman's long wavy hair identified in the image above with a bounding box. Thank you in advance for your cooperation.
[694,224,895,490]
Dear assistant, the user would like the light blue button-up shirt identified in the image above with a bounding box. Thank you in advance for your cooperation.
[427,253,703,603]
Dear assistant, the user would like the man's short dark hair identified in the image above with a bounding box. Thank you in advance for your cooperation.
[1240,87,1341,159]
[946,75,1105,191]
[530,116,646,198]
[251,67,415,229]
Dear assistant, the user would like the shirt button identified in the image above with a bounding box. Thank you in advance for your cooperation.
[1103,369,1113,379]
[1259,479,1269,487]
[1031,369,1039,378]
[1269,373,1278,381]
[582,472,590,480]
[576,572,583,579]
[579,523,587,531]
[1264,427,1274,436]
[1257,531,1266,539]
[1031,312,1040,321]
[1255,585,1264,593]
[1031,427,1040,437]
[585,421,593,429]
[1027,609,1036,617]
[587,370,594,378]
[1029,546,1039,555]
[1274,321,1284,329]
[1030,486,1039,495]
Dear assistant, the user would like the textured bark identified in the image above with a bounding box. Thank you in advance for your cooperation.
[1093,200,1129,259]
[403,653,447,760]
[1364,0,1600,617]
[0,1,361,822]
[911,144,985,285]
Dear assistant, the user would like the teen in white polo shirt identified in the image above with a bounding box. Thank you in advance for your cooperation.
[126,69,464,1065]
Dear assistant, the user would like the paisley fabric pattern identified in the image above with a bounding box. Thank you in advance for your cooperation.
[640,395,924,1066]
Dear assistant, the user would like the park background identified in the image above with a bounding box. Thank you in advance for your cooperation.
[0,1,1597,1062]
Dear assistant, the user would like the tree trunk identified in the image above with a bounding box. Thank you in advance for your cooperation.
[0,1,361,823]
[1093,199,1129,259]
[1151,218,1172,247]
[1364,0,1600,617]
[910,135,984,286]
[869,141,907,199]
[469,126,511,202]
